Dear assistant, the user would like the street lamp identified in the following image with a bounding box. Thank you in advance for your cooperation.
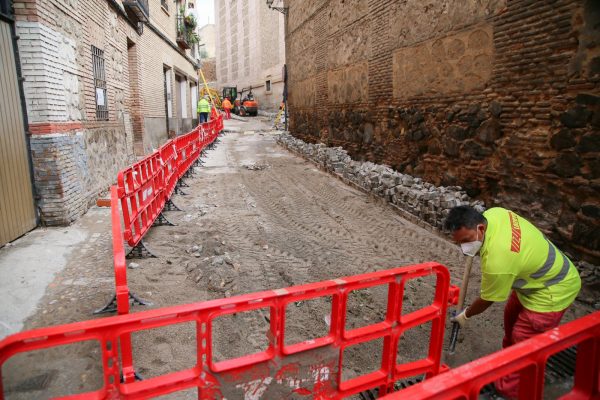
[266,0,287,15]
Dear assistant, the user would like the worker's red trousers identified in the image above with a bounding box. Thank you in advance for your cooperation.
[225,109,231,120]
[495,291,567,399]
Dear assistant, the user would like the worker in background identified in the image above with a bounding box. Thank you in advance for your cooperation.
[444,206,581,399]
[222,96,233,120]
[197,95,210,124]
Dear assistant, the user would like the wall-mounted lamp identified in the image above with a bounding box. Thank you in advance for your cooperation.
[266,0,287,15]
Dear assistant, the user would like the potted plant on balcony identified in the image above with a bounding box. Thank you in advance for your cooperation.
[184,14,197,29]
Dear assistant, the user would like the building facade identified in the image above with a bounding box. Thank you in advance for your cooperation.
[5,0,200,229]
[285,0,600,263]
[198,23,215,59]
[198,23,216,84]
[215,0,285,113]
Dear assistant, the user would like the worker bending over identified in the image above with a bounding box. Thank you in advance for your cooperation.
[444,206,581,399]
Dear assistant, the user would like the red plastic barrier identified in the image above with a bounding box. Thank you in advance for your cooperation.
[215,113,223,132]
[174,128,199,180]
[383,311,600,400]
[117,152,165,247]
[198,123,209,150]
[0,263,458,399]
[159,141,178,200]
[109,185,136,382]
[110,185,130,316]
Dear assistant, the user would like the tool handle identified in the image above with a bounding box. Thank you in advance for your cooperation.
[456,256,474,311]
[448,321,460,353]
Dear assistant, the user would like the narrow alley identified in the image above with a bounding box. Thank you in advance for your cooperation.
[1,118,594,398]
[1,0,599,398]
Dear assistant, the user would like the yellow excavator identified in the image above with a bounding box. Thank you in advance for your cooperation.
[199,87,222,109]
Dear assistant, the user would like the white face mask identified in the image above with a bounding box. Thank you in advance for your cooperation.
[460,226,484,257]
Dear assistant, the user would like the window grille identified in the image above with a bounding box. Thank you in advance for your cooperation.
[0,0,12,19]
[92,46,108,121]
[266,80,271,92]
[161,0,168,10]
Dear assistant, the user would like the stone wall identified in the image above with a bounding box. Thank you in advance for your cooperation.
[286,0,600,263]
[201,58,217,83]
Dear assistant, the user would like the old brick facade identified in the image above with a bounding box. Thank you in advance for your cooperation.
[13,0,199,225]
[215,0,285,112]
[286,0,600,263]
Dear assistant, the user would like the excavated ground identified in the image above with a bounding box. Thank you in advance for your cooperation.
[2,118,593,399]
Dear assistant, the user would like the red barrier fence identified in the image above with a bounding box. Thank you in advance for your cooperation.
[118,152,165,248]
[118,113,223,250]
[0,263,459,399]
[174,127,199,181]
[110,185,130,316]
[382,310,600,400]
[95,113,223,314]
[159,141,178,201]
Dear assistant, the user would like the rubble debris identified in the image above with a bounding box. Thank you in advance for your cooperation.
[243,162,271,171]
[277,133,484,230]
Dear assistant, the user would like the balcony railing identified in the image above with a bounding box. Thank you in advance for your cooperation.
[176,14,195,50]
[123,0,149,23]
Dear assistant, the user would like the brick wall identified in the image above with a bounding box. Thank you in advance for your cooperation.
[201,58,217,82]
[13,0,198,225]
[286,0,600,263]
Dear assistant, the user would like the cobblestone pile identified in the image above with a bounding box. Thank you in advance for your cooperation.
[278,133,485,230]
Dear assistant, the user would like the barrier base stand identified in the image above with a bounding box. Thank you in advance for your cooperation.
[164,198,183,212]
[121,371,144,383]
[178,179,190,188]
[126,240,158,259]
[174,185,188,196]
[184,169,195,179]
[359,375,424,399]
[153,212,176,227]
[93,291,153,314]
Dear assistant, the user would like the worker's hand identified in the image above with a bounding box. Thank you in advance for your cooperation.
[451,309,469,328]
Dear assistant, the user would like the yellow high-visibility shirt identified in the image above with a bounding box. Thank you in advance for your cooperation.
[479,207,581,312]
[197,98,210,113]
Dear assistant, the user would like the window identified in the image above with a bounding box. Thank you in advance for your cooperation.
[92,46,108,120]
[1,0,12,19]
[265,80,271,93]
[161,0,168,11]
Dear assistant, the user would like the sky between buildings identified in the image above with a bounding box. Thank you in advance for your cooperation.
[196,0,215,28]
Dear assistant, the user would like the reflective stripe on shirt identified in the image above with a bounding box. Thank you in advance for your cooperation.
[511,239,570,294]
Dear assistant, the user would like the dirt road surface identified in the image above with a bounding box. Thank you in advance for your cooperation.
[2,118,593,399]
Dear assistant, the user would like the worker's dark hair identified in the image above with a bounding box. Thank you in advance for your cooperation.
[444,206,486,232]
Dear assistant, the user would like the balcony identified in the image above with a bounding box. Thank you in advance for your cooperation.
[176,14,198,50]
[123,0,149,23]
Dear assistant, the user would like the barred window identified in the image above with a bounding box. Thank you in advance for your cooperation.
[92,46,108,121]
[0,0,12,18]
[161,0,168,10]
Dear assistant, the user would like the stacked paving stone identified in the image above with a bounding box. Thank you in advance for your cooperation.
[278,133,485,230]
